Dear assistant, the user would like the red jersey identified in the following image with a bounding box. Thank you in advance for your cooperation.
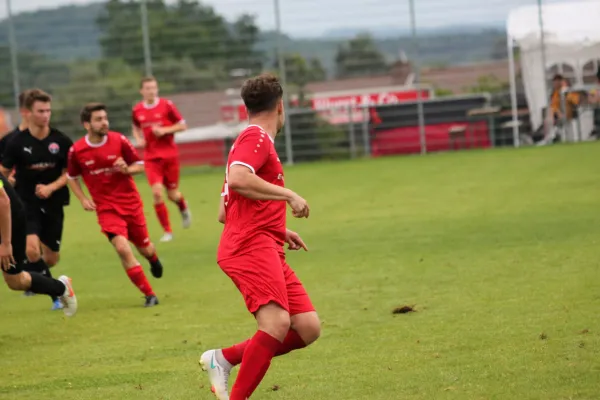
[218,125,286,260]
[131,98,184,160]
[67,131,144,216]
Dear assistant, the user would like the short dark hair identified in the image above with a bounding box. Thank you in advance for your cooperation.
[140,76,157,88]
[24,89,51,110]
[552,74,564,82]
[18,90,30,109]
[241,73,283,115]
[80,103,107,123]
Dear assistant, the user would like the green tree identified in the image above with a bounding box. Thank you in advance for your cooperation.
[273,54,326,104]
[96,0,262,75]
[335,33,388,79]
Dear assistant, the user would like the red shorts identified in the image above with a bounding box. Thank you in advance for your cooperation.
[98,210,151,248]
[145,157,180,190]
[218,247,315,316]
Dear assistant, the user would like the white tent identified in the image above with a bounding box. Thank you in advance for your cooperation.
[506,0,600,144]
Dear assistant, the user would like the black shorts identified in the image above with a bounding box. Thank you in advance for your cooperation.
[25,204,64,252]
[4,215,27,275]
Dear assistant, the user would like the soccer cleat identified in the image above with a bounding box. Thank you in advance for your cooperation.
[58,275,77,317]
[150,259,163,279]
[51,298,64,311]
[200,350,231,400]
[182,209,192,229]
[144,295,159,307]
[160,232,173,242]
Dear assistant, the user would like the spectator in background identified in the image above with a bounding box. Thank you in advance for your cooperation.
[588,66,600,138]
[540,74,581,145]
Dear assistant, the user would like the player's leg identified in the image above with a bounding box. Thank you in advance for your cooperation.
[201,250,290,400]
[129,213,164,280]
[146,159,173,241]
[203,259,319,398]
[164,157,191,229]
[22,208,60,307]
[108,234,159,307]
[216,267,320,366]
[3,223,77,316]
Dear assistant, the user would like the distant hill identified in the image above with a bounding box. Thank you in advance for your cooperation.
[0,2,506,73]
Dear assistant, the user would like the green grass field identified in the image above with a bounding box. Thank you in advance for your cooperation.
[1,143,600,399]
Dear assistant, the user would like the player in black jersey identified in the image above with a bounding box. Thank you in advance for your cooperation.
[0,90,29,185]
[0,172,77,317]
[0,89,73,309]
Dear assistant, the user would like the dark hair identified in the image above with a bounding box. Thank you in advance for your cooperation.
[140,76,157,88]
[18,90,30,109]
[241,73,283,115]
[80,103,107,123]
[552,74,564,82]
[24,89,51,110]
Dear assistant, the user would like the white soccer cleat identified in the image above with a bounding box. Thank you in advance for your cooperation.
[182,209,192,229]
[160,232,173,242]
[200,349,231,400]
[58,275,77,317]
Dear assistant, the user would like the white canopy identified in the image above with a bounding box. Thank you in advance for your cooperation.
[507,0,600,134]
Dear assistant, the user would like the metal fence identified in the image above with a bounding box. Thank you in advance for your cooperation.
[0,0,598,165]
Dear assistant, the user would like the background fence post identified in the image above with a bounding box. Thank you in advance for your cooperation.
[409,0,426,155]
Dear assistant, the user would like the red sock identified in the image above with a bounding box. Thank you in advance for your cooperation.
[126,265,155,296]
[230,330,281,400]
[154,203,172,233]
[174,196,187,212]
[222,329,306,366]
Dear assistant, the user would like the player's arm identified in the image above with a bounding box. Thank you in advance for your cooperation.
[116,134,144,175]
[156,101,187,136]
[132,124,145,146]
[228,165,296,201]
[0,180,15,270]
[66,147,95,211]
[218,195,226,224]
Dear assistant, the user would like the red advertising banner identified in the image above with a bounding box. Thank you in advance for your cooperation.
[220,88,431,125]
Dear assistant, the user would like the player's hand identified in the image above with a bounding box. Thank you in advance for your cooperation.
[80,198,96,212]
[152,126,166,137]
[135,137,146,148]
[0,242,15,272]
[35,184,53,199]
[7,176,15,186]
[113,157,129,174]
[285,229,308,251]
[288,193,309,219]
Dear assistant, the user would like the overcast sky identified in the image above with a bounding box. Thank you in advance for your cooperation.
[0,0,568,36]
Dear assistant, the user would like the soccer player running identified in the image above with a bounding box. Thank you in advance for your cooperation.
[0,89,72,310]
[0,172,77,317]
[132,77,191,243]
[200,74,321,400]
[67,103,163,307]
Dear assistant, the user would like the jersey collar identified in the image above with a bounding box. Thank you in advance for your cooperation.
[247,124,275,143]
[85,134,108,148]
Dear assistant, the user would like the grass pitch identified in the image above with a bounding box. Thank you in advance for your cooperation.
[1,143,599,399]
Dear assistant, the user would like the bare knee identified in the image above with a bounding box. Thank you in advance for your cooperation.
[137,243,155,259]
[291,311,321,345]
[152,186,164,204]
[26,246,41,263]
[167,190,180,203]
[44,252,60,267]
[4,272,30,291]
[256,302,291,341]
[111,237,137,267]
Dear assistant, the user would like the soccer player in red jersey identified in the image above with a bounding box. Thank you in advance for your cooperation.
[132,77,191,243]
[67,103,163,307]
[199,74,321,400]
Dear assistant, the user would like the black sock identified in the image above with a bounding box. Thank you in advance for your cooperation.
[24,260,58,301]
[28,272,65,298]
